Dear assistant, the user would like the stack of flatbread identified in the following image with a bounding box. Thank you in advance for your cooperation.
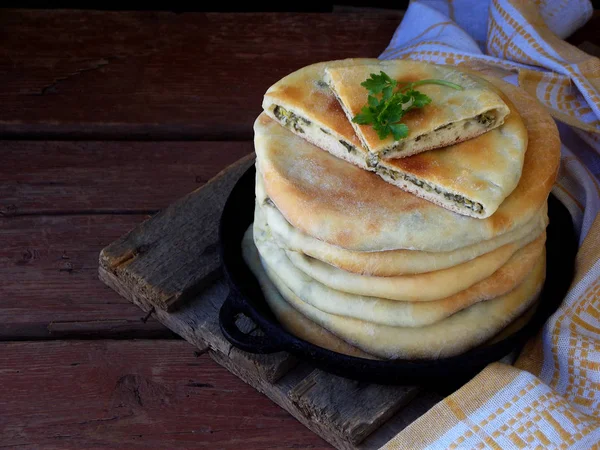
[242,59,560,360]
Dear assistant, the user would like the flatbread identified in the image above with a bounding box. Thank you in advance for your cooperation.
[254,75,559,251]
[260,189,548,276]
[286,232,542,302]
[253,210,545,327]
[324,60,510,160]
[241,227,376,359]
[261,247,546,360]
[262,59,372,170]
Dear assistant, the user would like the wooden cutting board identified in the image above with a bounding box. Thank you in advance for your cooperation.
[98,153,449,449]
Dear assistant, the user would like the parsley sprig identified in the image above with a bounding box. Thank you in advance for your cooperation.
[352,71,463,141]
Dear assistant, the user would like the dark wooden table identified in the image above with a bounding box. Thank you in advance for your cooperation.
[2,8,598,449]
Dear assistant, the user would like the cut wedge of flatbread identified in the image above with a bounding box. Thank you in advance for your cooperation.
[324,60,510,160]
[262,59,372,170]
[252,211,545,327]
[373,78,526,218]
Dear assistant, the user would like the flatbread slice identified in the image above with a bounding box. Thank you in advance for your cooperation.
[260,247,546,360]
[241,227,376,359]
[262,59,372,169]
[324,60,510,160]
[252,212,545,327]
[258,174,548,276]
[373,80,526,218]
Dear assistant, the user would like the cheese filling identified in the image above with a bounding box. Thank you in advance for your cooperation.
[271,105,360,156]
[380,112,498,157]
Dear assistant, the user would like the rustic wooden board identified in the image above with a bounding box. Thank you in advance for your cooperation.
[100,154,255,310]
[1,9,597,141]
[0,213,174,340]
[0,10,403,140]
[99,156,433,449]
[0,140,251,339]
[2,140,253,216]
[0,340,330,449]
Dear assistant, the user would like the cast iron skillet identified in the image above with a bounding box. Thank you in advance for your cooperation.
[218,165,577,385]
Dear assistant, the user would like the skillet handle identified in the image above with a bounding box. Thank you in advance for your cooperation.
[219,289,284,354]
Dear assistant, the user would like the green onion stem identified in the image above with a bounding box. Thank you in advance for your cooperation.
[401,79,464,91]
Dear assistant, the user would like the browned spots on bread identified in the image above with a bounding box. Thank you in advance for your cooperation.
[256,112,272,127]
[487,210,513,234]
[392,153,433,176]
[366,220,382,235]
[275,84,304,104]
[324,93,345,116]
[402,104,441,130]
[391,67,432,85]
[333,229,354,248]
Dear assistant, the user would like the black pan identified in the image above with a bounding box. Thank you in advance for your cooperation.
[219,165,576,385]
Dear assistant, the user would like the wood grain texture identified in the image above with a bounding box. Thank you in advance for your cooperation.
[98,270,297,385]
[0,140,251,338]
[0,9,402,140]
[99,154,255,310]
[0,214,174,340]
[2,140,253,216]
[6,8,599,448]
[0,340,330,449]
[288,370,418,445]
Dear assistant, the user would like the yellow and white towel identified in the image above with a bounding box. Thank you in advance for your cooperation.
[381,1,600,448]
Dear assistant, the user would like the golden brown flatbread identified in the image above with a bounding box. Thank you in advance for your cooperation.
[374,77,527,218]
[324,60,510,159]
[263,59,523,218]
[262,59,372,169]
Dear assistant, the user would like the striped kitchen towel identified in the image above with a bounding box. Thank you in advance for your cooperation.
[382,1,600,448]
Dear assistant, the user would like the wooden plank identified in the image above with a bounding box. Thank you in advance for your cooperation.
[360,391,445,449]
[0,214,175,340]
[0,9,402,139]
[1,140,253,216]
[210,352,419,450]
[99,154,255,310]
[99,270,297,385]
[288,371,418,445]
[0,340,330,449]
